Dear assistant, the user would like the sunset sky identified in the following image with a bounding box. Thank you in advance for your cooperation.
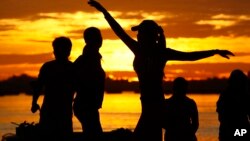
[0,0,249,80]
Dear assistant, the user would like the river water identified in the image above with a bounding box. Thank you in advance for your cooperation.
[0,93,220,141]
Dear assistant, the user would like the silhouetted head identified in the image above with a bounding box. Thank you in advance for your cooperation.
[131,20,161,51]
[84,27,102,50]
[52,36,72,60]
[228,69,248,90]
[173,77,188,97]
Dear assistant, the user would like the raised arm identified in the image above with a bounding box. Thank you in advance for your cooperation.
[166,48,234,61]
[88,0,137,53]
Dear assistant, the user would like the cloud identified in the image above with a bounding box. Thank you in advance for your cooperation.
[0,53,53,65]
[234,52,250,57]
[0,0,85,18]
[1,0,249,38]
[69,28,135,40]
[0,0,249,80]
[0,11,166,42]
[165,62,250,80]
[0,25,16,31]
[0,64,42,80]
[1,11,248,41]
[196,20,237,30]
[196,14,250,30]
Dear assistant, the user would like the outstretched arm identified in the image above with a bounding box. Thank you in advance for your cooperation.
[88,0,137,53]
[167,48,234,61]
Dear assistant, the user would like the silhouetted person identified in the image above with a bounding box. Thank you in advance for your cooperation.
[31,37,75,141]
[163,77,198,141]
[73,27,105,141]
[88,1,234,141]
[217,69,250,141]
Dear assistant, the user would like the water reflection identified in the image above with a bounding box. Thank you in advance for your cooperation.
[0,93,219,141]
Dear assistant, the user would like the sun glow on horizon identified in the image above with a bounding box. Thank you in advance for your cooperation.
[0,10,250,80]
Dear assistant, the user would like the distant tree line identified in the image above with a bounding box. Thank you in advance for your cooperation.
[0,74,231,96]
[106,77,228,94]
[0,74,36,95]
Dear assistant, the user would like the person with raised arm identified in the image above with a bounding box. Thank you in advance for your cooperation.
[88,1,234,141]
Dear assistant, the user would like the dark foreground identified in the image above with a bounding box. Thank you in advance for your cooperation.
[2,122,133,141]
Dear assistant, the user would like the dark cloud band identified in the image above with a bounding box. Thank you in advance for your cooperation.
[0,53,53,65]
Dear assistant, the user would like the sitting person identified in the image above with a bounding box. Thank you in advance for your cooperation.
[163,77,199,141]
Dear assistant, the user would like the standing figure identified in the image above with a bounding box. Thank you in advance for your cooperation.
[88,1,234,141]
[163,77,199,141]
[73,27,105,141]
[31,36,75,141]
[217,69,250,141]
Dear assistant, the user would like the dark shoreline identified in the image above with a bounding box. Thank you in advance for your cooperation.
[0,74,232,96]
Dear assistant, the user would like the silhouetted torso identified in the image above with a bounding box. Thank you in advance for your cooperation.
[163,96,198,141]
[132,47,179,141]
[73,45,105,140]
[134,49,165,101]
[74,47,105,110]
[38,60,74,139]
[134,48,180,101]
[217,90,250,141]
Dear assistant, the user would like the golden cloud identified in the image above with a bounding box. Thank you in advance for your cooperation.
[196,14,250,30]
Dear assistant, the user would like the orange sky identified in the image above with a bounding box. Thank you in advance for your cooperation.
[0,0,250,80]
